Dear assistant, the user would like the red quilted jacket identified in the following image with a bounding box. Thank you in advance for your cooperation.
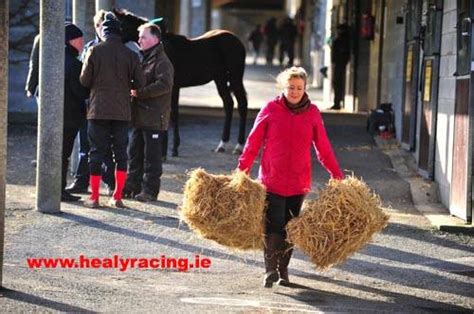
[238,95,343,196]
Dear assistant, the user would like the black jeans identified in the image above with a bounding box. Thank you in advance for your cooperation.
[88,119,129,175]
[126,128,164,197]
[265,192,305,236]
[74,121,115,188]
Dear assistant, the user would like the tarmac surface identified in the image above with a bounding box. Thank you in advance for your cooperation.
[1,64,473,312]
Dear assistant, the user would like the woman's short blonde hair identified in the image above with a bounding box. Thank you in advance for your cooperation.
[276,66,308,88]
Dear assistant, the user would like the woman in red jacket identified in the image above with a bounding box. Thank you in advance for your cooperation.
[238,67,343,287]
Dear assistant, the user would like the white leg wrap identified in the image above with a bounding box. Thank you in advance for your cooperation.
[215,140,227,153]
[233,143,244,155]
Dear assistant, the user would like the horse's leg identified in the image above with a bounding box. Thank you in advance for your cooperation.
[214,77,234,153]
[231,79,248,155]
[170,87,180,157]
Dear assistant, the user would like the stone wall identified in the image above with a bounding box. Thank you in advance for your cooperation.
[379,1,405,141]
[435,0,457,207]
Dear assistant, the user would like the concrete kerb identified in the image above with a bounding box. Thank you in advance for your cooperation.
[179,105,369,125]
[373,136,474,235]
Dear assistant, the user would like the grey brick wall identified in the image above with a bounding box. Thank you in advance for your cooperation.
[434,0,457,207]
[379,1,405,141]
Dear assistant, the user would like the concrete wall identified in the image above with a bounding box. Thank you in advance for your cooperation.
[435,0,456,208]
[310,0,327,88]
[354,0,371,112]
[379,1,405,140]
[115,0,155,19]
[179,0,210,37]
[190,0,210,37]
[73,0,95,43]
[366,0,384,111]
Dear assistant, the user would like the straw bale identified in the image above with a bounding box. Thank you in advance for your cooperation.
[180,168,266,250]
[286,176,389,270]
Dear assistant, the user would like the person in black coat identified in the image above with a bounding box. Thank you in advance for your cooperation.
[330,24,351,110]
[65,9,117,195]
[62,23,89,201]
[264,17,278,66]
[25,34,39,98]
[248,24,263,64]
[278,17,298,67]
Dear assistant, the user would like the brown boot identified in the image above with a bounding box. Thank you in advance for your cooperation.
[278,241,293,286]
[263,233,283,288]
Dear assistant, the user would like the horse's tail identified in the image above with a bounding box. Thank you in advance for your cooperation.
[219,33,247,99]
[220,33,248,145]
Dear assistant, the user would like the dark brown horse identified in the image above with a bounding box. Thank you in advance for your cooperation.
[113,9,248,157]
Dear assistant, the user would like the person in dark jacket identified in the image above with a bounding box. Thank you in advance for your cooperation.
[263,17,278,66]
[330,24,351,110]
[248,24,263,64]
[123,23,174,202]
[65,9,116,195]
[25,34,40,98]
[238,67,343,288]
[80,12,144,208]
[62,23,89,202]
[278,17,298,67]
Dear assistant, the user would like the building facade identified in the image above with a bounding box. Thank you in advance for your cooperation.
[330,0,473,223]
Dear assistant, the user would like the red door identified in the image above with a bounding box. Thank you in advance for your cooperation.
[450,0,473,222]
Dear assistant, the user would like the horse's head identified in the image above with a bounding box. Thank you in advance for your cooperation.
[112,7,148,43]
[113,8,169,43]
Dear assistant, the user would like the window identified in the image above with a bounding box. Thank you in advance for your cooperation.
[423,0,442,56]
[457,0,471,76]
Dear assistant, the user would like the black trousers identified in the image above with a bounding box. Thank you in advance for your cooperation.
[126,128,164,197]
[74,121,115,187]
[279,42,295,66]
[88,120,129,175]
[265,192,305,236]
[332,64,346,107]
[62,126,80,191]
[265,41,277,64]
